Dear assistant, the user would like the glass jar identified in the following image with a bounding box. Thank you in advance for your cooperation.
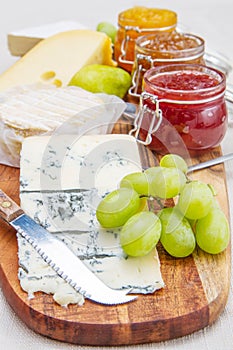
[129,32,205,98]
[130,64,228,151]
[114,7,177,73]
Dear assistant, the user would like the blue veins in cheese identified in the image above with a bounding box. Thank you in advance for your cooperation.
[20,133,141,192]
[19,134,165,306]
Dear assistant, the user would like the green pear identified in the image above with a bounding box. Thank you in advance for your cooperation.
[68,64,132,98]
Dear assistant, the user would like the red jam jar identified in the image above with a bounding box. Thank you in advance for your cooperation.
[138,64,228,151]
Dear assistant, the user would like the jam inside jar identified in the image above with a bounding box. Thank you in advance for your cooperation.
[114,7,177,73]
[129,31,205,97]
[141,64,228,151]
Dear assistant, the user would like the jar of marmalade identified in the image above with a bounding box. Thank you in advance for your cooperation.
[114,7,177,73]
[130,64,228,151]
[129,31,205,97]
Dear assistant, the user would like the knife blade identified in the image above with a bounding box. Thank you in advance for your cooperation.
[0,189,137,305]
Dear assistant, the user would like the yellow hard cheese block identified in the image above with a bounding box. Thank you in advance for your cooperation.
[0,29,115,92]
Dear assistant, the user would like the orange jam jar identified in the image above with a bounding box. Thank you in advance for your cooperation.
[130,64,228,151]
[129,31,205,97]
[114,6,177,73]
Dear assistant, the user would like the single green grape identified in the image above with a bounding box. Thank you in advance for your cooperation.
[188,218,196,231]
[96,188,140,228]
[160,154,188,174]
[120,171,149,196]
[177,180,214,220]
[120,211,161,257]
[158,207,196,258]
[137,197,148,212]
[96,21,117,43]
[145,166,186,199]
[195,207,230,254]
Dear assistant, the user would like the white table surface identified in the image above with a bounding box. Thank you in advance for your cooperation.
[0,1,232,349]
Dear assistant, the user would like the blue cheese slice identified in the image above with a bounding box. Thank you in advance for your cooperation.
[20,133,141,191]
[19,134,165,306]
[17,233,85,307]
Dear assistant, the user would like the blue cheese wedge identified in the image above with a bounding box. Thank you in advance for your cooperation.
[19,134,165,306]
[20,133,139,192]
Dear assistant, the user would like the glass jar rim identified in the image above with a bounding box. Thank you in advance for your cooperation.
[135,32,205,57]
[143,64,226,96]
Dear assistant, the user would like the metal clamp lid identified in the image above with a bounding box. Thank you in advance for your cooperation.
[128,85,228,145]
[118,26,141,66]
[118,23,176,66]
[129,54,154,97]
[129,92,163,145]
[129,51,206,98]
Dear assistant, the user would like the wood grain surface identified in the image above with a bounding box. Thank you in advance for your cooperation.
[0,124,231,346]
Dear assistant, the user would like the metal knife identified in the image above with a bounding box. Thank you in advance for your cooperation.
[0,189,137,306]
[187,152,233,173]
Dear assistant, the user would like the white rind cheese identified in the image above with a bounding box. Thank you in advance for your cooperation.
[8,21,87,56]
[0,85,125,167]
[0,29,115,92]
[19,134,165,306]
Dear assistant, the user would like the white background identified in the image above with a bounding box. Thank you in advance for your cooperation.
[0,0,233,74]
[0,1,233,349]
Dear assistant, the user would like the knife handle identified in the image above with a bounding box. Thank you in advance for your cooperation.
[0,189,24,223]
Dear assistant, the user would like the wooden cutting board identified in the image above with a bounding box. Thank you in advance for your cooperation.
[0,124,231,346]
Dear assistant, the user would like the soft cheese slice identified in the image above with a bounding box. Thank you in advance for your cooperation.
[17,233,85,307]
[19,189,164,294]
[0,29,115,92]
[0,85,125,167]
[8,20,87,56]
[20,134,141,191]
[19,134,165,306]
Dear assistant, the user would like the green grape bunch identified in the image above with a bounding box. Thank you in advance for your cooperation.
[96,153,230,258]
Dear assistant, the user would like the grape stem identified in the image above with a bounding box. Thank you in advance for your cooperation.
[139,195,167,211]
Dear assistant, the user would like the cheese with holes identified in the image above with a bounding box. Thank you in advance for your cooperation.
[0,84,125,167]
[19,134,165,307]
[0,29,115,92]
